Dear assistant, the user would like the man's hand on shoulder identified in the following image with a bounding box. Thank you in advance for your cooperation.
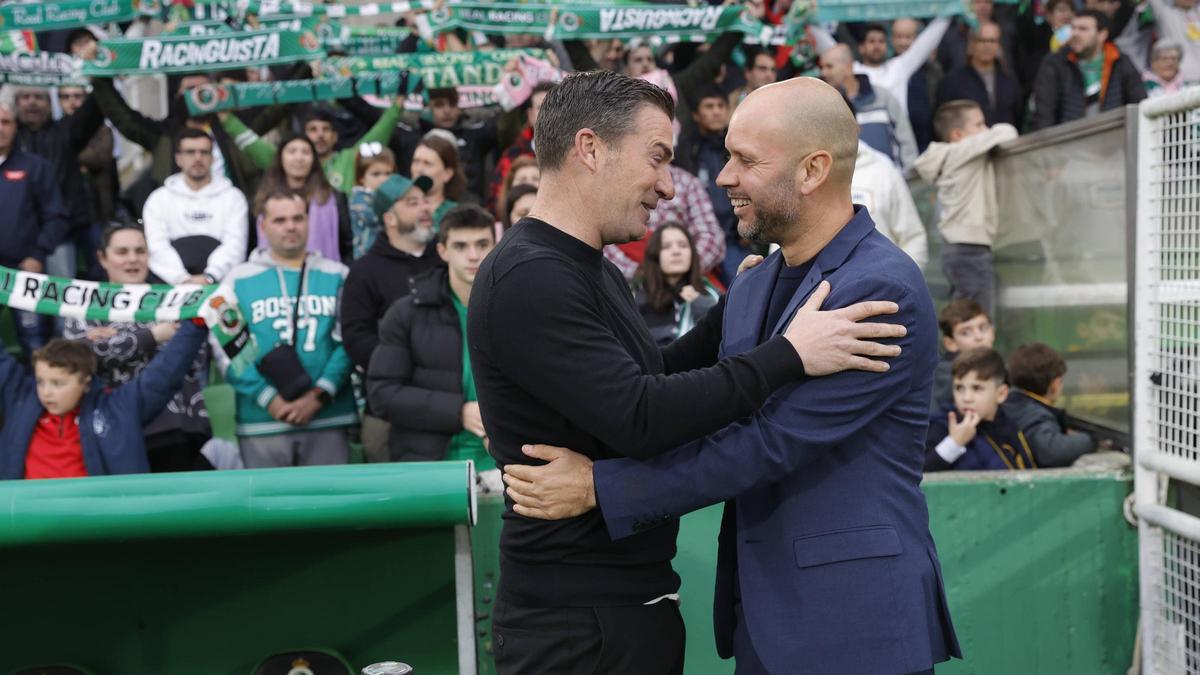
[503,444,596,520]
[783,280,906,376]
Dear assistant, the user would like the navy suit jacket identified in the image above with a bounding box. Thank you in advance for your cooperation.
[593,207,961,674]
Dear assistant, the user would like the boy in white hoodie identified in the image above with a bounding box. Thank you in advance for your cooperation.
[914,99,1017,318]
[142,128,248,285]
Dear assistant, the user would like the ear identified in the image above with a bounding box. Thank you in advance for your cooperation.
[436,241,449,263]
[996,382,1010,404]
[382,212,396,229]
[796,151,834,197]
[942,336,957,353]
[573,128,602,173]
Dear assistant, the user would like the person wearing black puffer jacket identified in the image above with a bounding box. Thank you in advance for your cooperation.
[366,205,495,467]
[1030,10,1146,131]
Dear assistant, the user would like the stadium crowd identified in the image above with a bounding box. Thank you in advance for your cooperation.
[0,0,1187,479]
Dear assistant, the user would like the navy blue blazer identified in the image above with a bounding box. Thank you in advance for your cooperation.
[593,207,960,674]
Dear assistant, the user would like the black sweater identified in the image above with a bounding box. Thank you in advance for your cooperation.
[468,218,805,607]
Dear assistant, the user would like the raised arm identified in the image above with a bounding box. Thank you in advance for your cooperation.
[483,257,805,459]
[89,77,165,152]
[591,275,926,538]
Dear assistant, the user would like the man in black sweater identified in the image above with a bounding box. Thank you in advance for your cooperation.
[468,71,905,674]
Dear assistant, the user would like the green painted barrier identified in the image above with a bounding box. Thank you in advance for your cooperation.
[0,463,477,674]
[0,463,474,546]
[475,468,1139,674]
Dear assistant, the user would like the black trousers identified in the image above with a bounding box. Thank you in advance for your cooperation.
[492,597,685,675]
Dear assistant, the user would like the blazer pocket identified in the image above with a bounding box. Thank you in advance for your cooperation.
[793,525,903,569]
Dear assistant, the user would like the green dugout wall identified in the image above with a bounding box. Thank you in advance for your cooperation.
[0,465,1134,674]
[0,463,478,674]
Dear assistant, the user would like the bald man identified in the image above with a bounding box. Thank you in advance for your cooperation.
[504,78,960,674]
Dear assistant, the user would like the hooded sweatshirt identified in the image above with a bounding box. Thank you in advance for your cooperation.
[852,142,928,268]
[213,249,357,437]
[914,124,1018,247]
[142,173,249,284]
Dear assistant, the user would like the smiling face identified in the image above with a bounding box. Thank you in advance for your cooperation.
[656,226,693,278]
[98,229,148,284]
[717,108,801,245]
[953,370,1008,422]
[281,138,315,184]
[594,104,676,245]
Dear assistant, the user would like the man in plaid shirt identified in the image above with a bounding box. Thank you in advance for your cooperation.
[604,164,726,281]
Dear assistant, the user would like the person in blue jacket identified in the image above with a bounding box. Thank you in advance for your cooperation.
[0,102,70,353]
[0,320,209,480]
[503,79,959,674]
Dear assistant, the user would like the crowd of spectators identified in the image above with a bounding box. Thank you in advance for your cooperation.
[0,0,1186,479]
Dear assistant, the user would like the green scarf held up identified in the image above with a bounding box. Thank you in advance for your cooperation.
[82,29,324,76]
[321,48,548,89]
[0,266,257,372]
[0,0,161,32]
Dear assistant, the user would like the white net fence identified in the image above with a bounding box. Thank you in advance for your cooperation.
[1136,87,1200,675]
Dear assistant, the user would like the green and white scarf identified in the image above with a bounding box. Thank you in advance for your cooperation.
[321,48,546,89]
[0,51,87,87]
[185,69,423,114]
[0,267,256,365]
[0,0,161,31]
[83,29,323,76]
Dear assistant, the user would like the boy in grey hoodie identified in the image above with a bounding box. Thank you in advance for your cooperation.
[915,99,1017,318]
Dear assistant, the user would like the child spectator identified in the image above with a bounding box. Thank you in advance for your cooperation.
[933,299,995,412]
[1003,342,1097,467]
[349,143,397,259]
[915,99,1017,318]
[926,348,1037,471]
[0,322,208,480]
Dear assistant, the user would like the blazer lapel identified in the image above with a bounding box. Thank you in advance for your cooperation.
[767,205,881,337]
[721,251,781,356]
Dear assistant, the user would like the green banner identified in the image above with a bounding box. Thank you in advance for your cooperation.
[324,24,413,55]
[321,48,545,89]
[425,3,770,40]
[168,16,411,55]
[235,0,434,18]
[0,30,35,56]
[0,51,86,87]
[82,29,324,76]
[813,0,972,21]
[184,70,422,114]
[0,0,161,31]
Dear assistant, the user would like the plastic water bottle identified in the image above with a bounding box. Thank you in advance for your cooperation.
[361,663,413,675]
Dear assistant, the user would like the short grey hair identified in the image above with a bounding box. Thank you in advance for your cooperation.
[1152,39,1184,62]
[534,70,674,172]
